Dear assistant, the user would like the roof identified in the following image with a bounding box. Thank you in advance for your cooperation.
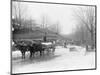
[12,27,60,40]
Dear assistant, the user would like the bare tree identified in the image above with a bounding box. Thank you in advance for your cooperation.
[40,15,48,41]
[55,21,60,35]
[48,21,60,35]
[74,6,96,49]
[76,24,85,43]
[12,1,28,29]
[40,15,60,41]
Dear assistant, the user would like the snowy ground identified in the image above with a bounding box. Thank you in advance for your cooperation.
[12,45,95,74]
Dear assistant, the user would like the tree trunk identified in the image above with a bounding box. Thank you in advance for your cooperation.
[91,29,94,50]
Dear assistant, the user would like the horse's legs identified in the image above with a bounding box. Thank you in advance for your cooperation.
[40,51,42,56]
[32,52,35,57]
[42,50,45,55]
[21,51,23,59]
[52,48,55,55]
[52,48,55,53]
[21,52,25,59]
[23,52,25,59]
[30,51,32,58]
[46,48,50,55]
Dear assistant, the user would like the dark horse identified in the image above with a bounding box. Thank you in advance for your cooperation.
[15,44,29,59]
[28,43,46,58]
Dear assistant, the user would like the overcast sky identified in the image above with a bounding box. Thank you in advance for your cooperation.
[12,1,89,35]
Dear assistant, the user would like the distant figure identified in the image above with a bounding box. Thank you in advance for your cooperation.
[86,45,88,51]
[64,42,67,48]
[84,45,88,55]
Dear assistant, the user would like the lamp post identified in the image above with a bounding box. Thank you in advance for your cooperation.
[12,16,15,31]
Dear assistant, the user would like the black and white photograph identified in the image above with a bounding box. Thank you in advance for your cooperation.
[11,0,96,74]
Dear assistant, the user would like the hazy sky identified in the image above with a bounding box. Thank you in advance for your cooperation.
[12,1,87,35]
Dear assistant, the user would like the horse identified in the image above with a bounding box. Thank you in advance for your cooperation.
[14,44,29,59]
[28,43,46,58]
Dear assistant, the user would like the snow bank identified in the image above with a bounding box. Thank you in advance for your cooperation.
[12,46,95,74]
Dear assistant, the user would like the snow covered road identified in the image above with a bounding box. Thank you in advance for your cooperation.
[12,46,95,74]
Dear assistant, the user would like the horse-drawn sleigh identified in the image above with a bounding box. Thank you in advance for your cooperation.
[12,40,56,59]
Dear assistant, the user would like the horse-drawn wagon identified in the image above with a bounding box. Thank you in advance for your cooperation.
[12,39,56,59]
